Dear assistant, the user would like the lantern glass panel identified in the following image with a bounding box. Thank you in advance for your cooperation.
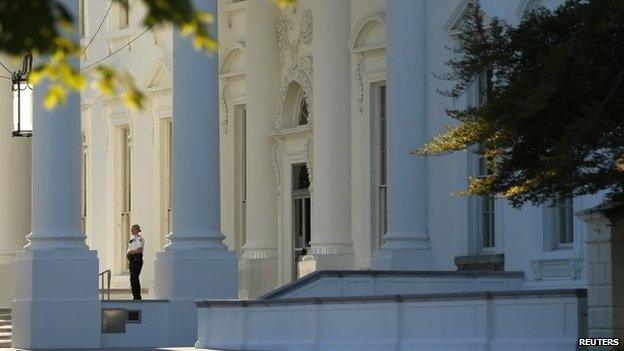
[12,79,33,136]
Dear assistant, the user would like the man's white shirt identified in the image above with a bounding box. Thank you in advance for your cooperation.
[127,235,144,253]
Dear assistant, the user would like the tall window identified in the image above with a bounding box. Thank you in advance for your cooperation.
[546,197,574,249]
[372,83,387,250]
[471,71,496,253]
[120,126,132,273]
[477,153,495,250]
[297,94,309,126]
[81,132,87,234]
[292,164,311,280]
[235,105,247,251]
[161,118,173,243]
[79,0,86,38]
[114,0,129,30]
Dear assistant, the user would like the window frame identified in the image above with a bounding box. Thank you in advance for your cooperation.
[370,82,388,251]
[467,71,501,255]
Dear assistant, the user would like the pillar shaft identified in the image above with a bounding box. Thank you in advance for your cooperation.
[28,41,85,250]
[0,56,30,308]
[310,0,353,261]
[154,1,237,344]
[165,0,224,251]
[13,1,100,348]
[243,0,279,258]
[240,0,279,298]
[373,0,430,270]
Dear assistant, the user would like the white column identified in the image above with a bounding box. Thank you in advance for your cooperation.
[373,0,430,270]
[12,1,100,348]
[240,0,279,298]
[309,0,353,269]
[0,58,30,309]
[154,0,237,345]
[578,209,624,339]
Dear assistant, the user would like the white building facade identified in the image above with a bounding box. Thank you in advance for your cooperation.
[0,0,600,304]
[2,0,619,348]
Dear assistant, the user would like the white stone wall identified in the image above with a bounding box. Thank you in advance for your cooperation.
[197,290,585,350]
[61,0,606,299]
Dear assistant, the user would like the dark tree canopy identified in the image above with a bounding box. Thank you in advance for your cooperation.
[418,0,624,219]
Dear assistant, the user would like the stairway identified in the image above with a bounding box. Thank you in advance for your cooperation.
[0,308,11,348]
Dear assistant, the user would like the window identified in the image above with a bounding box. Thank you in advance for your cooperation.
[477,152,495,250]
[120,126,131,273]
[234,105,247,251]
[81,132,87,234]
[297,94,309,126]
[79,0,86,38]
[468,71,497,253]
[292,164,311,279]
[372,83,387,250]
[544,197,574,249]
[160,118,173,246]
[112,0,129,30]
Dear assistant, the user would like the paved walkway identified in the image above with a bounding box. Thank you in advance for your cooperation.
[2,348,240,351]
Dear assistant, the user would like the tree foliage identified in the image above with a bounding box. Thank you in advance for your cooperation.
[417,0,624,218]
[0,0,294,109]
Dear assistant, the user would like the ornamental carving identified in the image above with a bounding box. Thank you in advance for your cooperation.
[271,138,284,196]
[304,137,313,193]
[277,9,313,64]
[531,258,583,281]
[274,57,313,129]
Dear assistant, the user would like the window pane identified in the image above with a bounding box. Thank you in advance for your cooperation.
[557,197,574,245]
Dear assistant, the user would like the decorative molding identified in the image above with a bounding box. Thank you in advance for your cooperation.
[221,79,230,134]
[298,9,313,48]
[277,9,313,64]
[355,53,365,114]
[304,137,313,194]
[274,57,313,129]
[348,12,386,52]
[531,258,583,281]
[223,0,247,29]
[81,131,89,156]
[147,92,157,145]
[277,15,293,63]
[443,0,502,35]
[219,41,246,75]
[271,138,284,196]
[241,248,278,260]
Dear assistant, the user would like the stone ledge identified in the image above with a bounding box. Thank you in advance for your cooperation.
[198,288,587,308]
[259,269,523,299]
[454,254,505,272]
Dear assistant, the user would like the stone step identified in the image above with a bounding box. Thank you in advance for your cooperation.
[0,324,11,331]
[0,341,10,348]
[0,332,11,338]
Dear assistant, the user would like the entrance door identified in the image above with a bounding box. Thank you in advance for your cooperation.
[292,164,311,280]
[120,126,131,274]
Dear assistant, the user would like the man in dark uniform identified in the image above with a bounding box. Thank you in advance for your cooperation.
[126,224,144,300]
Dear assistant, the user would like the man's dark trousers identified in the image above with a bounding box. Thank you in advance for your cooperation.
[128,253,143,300]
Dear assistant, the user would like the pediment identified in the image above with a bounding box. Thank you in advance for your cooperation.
[443,0,503,35]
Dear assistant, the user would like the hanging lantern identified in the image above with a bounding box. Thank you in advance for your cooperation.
[12,54,33,137]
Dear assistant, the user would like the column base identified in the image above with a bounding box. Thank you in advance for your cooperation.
[12,250,100,349]
[239,256,277,299]
[154,249,238,299]
[154,249,238,346]
[371,248,431,270]
[301,253,354,273]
